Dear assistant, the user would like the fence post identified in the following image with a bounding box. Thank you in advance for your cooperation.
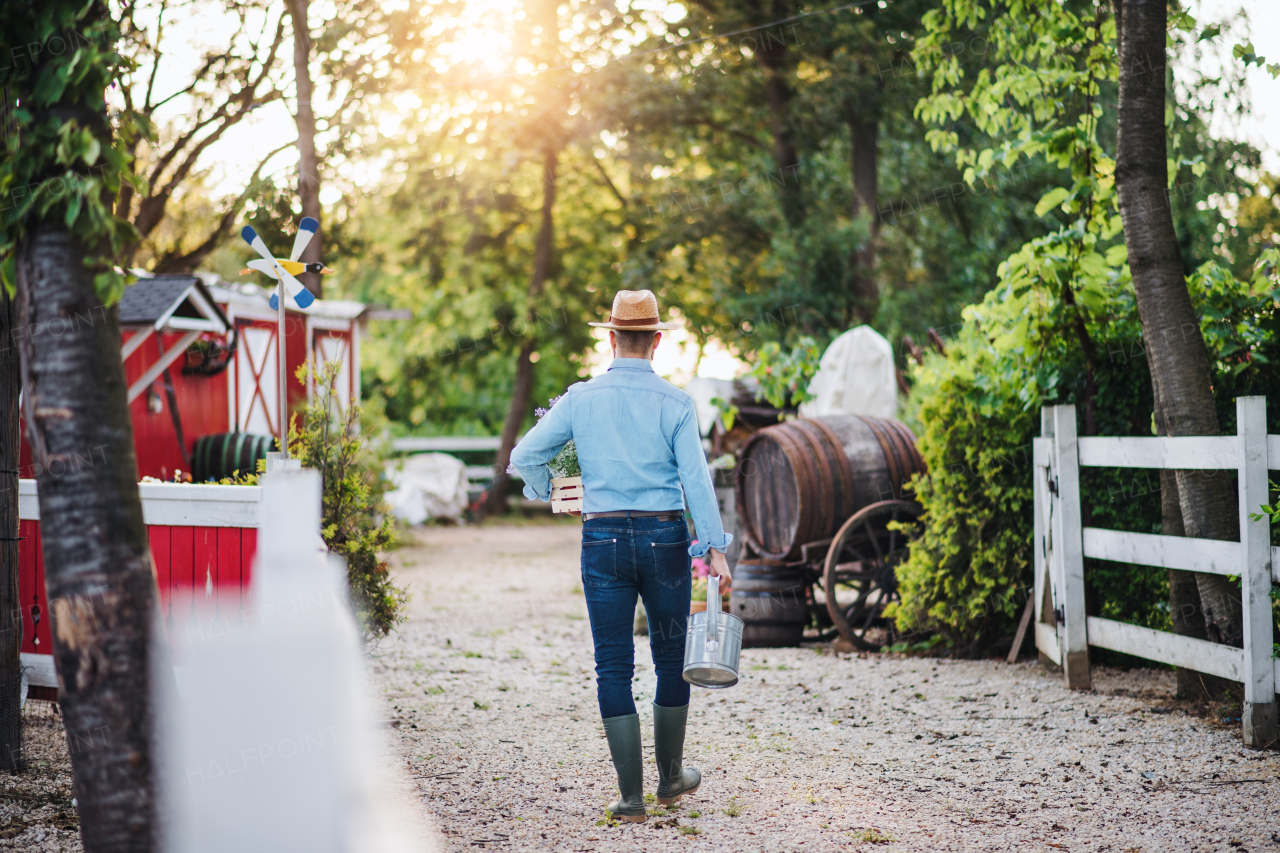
[1051,405,1092,690]
[1035,408,1058,666]
[1237,396,1277,748]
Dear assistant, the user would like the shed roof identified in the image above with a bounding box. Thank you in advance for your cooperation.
[120,275,229,333]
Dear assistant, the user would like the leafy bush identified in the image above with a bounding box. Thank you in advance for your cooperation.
[292,361,409,644]
[893,252,1280,654]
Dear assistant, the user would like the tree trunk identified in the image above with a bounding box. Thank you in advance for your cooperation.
[1113,0,1242,646]
[286,0,323,298]
[753,0,803,228]
[1159,438,1209,699]
[0,279,22,772]
[486,148,558,516]
[15,228,158,851]
[847,96,879,325]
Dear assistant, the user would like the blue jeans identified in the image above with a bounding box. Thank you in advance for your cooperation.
[581,516,692,719]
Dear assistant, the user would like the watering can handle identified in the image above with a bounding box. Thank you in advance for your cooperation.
[706,574,719,645]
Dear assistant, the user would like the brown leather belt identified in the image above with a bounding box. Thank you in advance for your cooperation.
[582,510,685,521]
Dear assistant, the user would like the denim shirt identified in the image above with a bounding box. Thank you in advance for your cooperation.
[509,358,732,558]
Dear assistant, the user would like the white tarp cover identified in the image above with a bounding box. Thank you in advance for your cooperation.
[798,325,897,420]
[385,453,470,524]
[682,377,738,437]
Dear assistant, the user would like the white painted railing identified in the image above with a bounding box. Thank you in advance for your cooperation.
[1034,398,1278,749]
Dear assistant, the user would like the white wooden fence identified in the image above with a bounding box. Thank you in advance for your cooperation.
[1033,397,1278,748]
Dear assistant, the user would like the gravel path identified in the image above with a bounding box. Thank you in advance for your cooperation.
[376,520,1280,852]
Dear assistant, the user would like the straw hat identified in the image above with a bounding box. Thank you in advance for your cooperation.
[589,289,682,331]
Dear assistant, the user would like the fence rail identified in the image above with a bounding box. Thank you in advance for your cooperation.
[1033,397,1278,749]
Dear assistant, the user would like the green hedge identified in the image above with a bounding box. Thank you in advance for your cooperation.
[891,261,1280,655]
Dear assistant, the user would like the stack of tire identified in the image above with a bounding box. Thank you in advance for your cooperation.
[191,433,278,483]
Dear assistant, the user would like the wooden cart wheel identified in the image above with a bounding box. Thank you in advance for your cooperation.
[823,500,922,652]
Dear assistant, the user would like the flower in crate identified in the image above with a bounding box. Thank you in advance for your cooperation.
[508,393,581,480]
[541,394,580,479]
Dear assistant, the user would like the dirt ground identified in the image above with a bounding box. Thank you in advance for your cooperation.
[376,520,1280,853]
[0,702,80,851]
[4,518,1277,851]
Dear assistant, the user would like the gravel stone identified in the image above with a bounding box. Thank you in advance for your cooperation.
[0,702,81,851]
[377,521,1280,852]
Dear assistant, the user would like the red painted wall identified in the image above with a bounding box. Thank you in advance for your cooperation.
[19,331,232,481]
[123,330,230,481]
[21,521,258,685]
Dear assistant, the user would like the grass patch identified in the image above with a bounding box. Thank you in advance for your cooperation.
[425,686,444,695]
[678,826,701,836]
[723,797,743,817]
[473,699,490,710]
[508,648,526,659]
[852,828,895,843]
[463,651,483,658]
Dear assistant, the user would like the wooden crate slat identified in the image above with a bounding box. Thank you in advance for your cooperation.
[168,526,196,661]
[1077,436,1238,469]
[1086,616,1245,683]
[241,527,258,599]
[1081,527,1239,575]
[18,520,39,654]
[31,522,49,653]
[216,526,242,612]
[150,525,173,609]
[194,527,218,610]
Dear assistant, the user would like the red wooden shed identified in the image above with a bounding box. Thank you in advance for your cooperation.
[17,273,379,700]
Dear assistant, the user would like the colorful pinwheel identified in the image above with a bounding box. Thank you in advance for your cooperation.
[238,217,332,309]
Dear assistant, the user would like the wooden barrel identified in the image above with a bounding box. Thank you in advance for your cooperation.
[735,415,925,561]
[192,432,277,482]
[728,558,809,648]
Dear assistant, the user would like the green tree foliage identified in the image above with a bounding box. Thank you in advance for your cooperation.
[0,3,137,301]
[890,0,1280,650]
[292,361,408,643]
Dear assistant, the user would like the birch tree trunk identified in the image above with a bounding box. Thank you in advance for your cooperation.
[16,228,157,851]
[1113,0,1242,646]
[286,0,324,298]
[487,148,558,516]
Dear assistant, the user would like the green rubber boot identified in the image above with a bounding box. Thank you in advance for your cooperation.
[653,703,701,804]
[602,714,647,823]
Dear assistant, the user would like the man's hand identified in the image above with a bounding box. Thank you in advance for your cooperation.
[707,548,731,589]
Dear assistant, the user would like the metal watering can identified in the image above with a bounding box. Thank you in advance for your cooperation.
[683,575,743,689]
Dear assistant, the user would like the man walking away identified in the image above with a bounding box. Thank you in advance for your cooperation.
[510,289,732,823]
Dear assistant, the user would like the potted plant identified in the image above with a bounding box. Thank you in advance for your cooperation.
[537,396,583,514]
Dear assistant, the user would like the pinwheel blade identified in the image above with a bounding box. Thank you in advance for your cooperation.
[240,225,276,265]
[289,216,319,262]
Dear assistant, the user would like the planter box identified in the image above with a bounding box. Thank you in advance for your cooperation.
[18,479,262,701]
[550,476,583,514]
